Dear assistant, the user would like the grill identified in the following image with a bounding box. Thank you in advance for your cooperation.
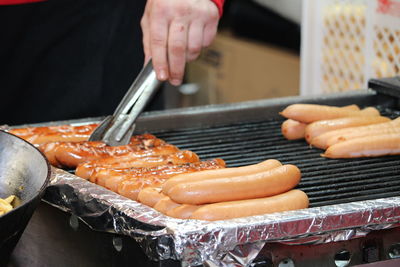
[153,115,400,208]
[23,76,400,267]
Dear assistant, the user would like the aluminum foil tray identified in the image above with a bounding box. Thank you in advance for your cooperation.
[46,168,400,267]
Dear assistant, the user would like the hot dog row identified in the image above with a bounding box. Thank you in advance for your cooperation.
[7,122,310,221]
[280,104,400,158]
[141,159,309,221]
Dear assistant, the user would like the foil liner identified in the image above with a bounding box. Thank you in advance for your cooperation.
[44,167,400,266]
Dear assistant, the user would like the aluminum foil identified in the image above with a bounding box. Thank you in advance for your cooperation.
[44,167,400,267]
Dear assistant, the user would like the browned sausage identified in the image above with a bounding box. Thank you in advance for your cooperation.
[117,178,166,201]
[39,134,162,168]
[137,187,165,207]
[8,124,98,144]
[115,159,226,200]
[74,145,182,179]
[91,151,200,188]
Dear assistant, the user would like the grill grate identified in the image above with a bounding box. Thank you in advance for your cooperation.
[153,109,400,208]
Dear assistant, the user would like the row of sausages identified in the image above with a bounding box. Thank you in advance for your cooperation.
[140,159,308,221]
[7,125,309,221]
[280,104,400,158]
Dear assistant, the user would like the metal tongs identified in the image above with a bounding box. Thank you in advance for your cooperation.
[89,60,161,146]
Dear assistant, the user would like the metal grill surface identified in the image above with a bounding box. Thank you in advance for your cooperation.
[153,108,400,208]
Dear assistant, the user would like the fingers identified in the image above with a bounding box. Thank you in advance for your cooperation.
[168,21,189,86]
[141,16,151,65]
[202,20,218,47]
[149,15,169,81]
[187,21,204,62]
[141,0,152,65]
[148,1,169,81]
[143,0,220,85]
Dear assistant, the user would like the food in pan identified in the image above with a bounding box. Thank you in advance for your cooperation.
[304,116,391,143]
[9,124,98,144]
[280,104,379,123]
[322,134,400,158]
[190,189,309,221]
[0,195,16,216]
[281,119,307,140]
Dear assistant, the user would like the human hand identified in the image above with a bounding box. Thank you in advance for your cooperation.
[141,0,220,86]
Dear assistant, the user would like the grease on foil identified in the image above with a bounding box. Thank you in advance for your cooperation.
[44,167,400,266]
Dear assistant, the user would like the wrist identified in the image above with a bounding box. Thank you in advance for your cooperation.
[209,0,224,17]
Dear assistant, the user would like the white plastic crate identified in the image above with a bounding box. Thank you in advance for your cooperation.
[301,0,400,95]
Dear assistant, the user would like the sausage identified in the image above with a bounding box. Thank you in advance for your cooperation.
[39,142,61,166]
[280,105,366,140]
[162,159,282,195]
[94,169,127,190]
[40,134,161,167]
[190,189,309,221]
[280,104,379,123]
[115,159,226,200]
[137,187,165,207]
[94,169,127,188]
[281,119,307,140]
[117,178,166,201]
[322,134,400,158]
[304,116,391,143]
[311,117,400,149]
[74,144,181,179]
[153,196,181,214]
[168,164,301,205]
[326,124,400,148]
[39,134,162,168]
[8,124,98,144]
[91,150,200,187]
[166,204,203,219]
[100,159,225,192]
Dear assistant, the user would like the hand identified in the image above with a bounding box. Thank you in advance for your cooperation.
[141,0,219,86]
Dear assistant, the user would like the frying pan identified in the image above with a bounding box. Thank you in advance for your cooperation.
[0,131,51,266]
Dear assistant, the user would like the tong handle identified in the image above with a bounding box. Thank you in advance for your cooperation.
[89,60,161,146]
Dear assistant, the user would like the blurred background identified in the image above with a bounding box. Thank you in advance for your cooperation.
[166,0,303,109]
[1,0,399,124]
[166,0,400,108]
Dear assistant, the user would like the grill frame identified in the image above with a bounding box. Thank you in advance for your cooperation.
[21,79,400,265]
